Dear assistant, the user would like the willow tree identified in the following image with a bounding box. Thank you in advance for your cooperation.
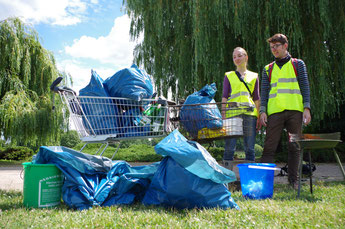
[124,0,345,130]
[0,17,66,147]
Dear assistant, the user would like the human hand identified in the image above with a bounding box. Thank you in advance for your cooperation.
[221,111,226,120]
[260,112,267,127]
[303,108,311,125]
[256,117,262,131]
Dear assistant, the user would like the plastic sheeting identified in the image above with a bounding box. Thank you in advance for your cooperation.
[154,129,236,184]
[79,70,120,135]
[180,83,223,137]
[34,146,159,210]
[142,157,239,209]
[104,64,154,101]
[142,130,239,209]
[79,70,109,97]
[33,130,238,210]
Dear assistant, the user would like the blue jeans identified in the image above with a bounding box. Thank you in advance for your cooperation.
[223,115,257,161]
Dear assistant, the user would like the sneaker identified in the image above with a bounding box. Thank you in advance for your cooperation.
[223,160,233,170]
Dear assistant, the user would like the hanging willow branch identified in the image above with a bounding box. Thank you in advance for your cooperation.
[124,0,345,129]
[0,17,66,147]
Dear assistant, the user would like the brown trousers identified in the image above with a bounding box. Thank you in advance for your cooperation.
[260,110,303,183]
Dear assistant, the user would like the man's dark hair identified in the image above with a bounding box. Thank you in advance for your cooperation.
[267,33,288,44]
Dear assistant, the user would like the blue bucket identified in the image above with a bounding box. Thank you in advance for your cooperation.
[237,163,277,199]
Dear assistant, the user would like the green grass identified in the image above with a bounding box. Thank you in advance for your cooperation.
[1,181,344,228]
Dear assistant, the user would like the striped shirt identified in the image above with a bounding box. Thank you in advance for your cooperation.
[259,54,311,114]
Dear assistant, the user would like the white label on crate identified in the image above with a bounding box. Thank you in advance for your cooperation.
[38,174,63,207]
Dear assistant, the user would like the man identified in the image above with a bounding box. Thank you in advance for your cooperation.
[259,33,311,188]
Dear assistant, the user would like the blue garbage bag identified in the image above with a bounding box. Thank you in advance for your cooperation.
[79,70,121,135]
[79,70,109,97]
[142,157,239,209]
[154,129,236,184]
[142,130,239,209]
[104,64,154,101]
[180,83,223,137]
[34,146,159,210]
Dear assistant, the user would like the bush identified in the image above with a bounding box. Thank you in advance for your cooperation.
[0,139,6,147]
[208,147,224,161]
[254,144,263,158]
[207,144,263,161]
[60,130,81,148]
[0,146,34,161]
[112,144,162,162]
[73,143,162,162]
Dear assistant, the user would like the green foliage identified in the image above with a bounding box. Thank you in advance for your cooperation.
[112,144,162,162]
[60,130,81,148]
[124,0,345,130]
[74,143,162,162]
[0,146,34,161]
[116,138,155,149]
[207,146,224,161]
[0,17,66,147]
[254,144,263,157]
[206,143,262,161]
[0,139,6,147]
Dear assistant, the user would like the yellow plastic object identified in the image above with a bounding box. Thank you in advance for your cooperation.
[198,128,226,139]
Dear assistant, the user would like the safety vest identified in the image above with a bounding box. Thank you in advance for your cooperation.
[265,60,303,116]
[225,70,258,118]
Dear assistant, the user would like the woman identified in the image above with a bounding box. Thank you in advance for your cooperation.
[221,47,260,170]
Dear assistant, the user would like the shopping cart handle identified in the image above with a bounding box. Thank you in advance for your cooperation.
[50,77,63,92]
[50,77,76,95]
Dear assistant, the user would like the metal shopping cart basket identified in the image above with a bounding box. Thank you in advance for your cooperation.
[168,101,255,143]
[50,77,171,159]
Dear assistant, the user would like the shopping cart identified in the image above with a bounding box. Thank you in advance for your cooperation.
[168,102,254,143]
[50,77,171,159]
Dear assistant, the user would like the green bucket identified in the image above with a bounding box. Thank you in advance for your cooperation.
[22,162,64,208]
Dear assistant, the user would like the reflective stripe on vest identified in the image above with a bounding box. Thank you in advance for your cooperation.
[225,70,258,118]
[265,60,303,116]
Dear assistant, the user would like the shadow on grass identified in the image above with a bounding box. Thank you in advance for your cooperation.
[0,190,72,211]
[0,190,24,210]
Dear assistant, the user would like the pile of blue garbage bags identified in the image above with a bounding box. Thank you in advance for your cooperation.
[78,64,154,136]
[34,130,239,210]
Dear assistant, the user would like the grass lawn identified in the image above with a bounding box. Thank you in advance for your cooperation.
[1,181,344,228]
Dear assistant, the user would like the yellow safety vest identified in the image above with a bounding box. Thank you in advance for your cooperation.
[225,70,258,118]
[265,60,303,116]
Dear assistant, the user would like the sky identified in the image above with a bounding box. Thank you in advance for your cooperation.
[0,0,142,92]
